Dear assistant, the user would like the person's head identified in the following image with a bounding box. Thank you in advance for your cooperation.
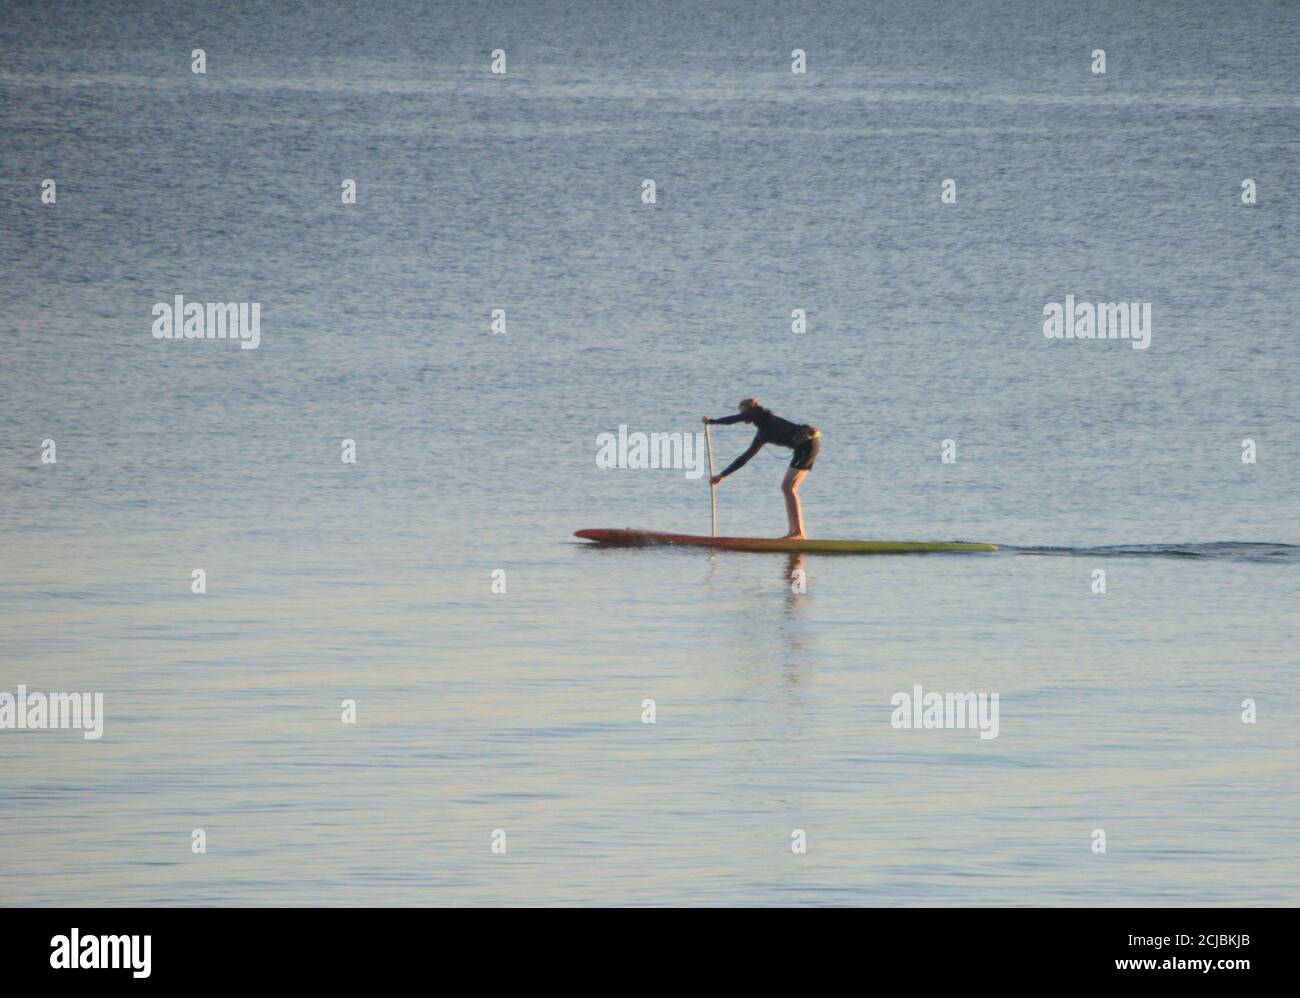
[739,397,762,412]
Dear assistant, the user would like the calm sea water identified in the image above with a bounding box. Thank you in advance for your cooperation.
[2,0,1297,905]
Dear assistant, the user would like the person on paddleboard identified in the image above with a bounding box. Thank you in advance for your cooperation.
[704,398,821,539]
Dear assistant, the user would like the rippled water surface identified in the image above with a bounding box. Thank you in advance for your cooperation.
[1,0,1297,905]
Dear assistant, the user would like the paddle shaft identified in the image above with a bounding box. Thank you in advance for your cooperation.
[704,421,717,536]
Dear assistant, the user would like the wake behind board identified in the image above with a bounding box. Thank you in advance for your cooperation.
[575,529,997,554]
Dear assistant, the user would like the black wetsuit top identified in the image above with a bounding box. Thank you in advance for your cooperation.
[713,407,818,477]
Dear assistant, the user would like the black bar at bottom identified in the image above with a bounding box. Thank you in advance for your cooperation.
[3,908,1277,985]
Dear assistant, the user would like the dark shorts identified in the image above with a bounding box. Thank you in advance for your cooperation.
[790,432,820,471]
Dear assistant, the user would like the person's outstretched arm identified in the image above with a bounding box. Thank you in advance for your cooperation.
[706,412,748,425]
[718,432,764,479]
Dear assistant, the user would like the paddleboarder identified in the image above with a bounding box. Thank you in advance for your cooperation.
[704,398,821,539]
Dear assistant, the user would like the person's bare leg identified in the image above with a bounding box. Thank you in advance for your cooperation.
[781,467,809,538]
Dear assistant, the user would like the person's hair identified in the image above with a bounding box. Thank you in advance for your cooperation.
[739,397,762,410]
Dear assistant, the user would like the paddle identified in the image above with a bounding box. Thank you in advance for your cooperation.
[703,419,717,536]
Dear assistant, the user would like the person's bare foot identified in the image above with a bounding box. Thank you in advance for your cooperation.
[781,532,806,540]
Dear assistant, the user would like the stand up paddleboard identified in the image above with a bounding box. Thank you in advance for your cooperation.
[575,529,997,554]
